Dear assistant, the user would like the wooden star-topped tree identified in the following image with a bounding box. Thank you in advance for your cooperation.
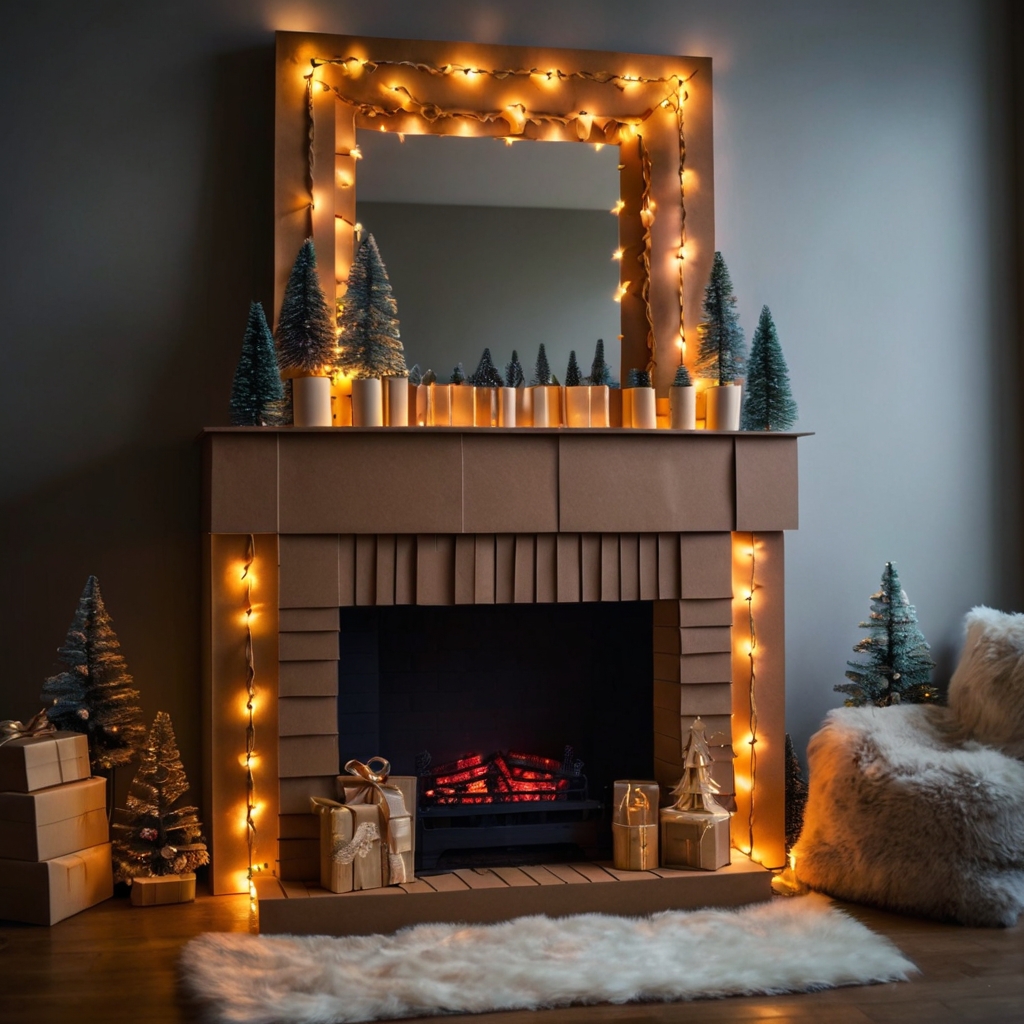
[659,717,732,870]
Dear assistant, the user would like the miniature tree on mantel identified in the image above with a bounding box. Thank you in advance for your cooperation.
[276,239,337,377]
[471,348,503,388]
[40,576,146,771]
[450,363,467,385]
[673,363,693,387]
[835,562,937,707]
[112,712,209,883]
[565,351,582,387]
[336,233,406,379]
[696,251,745,384]
[741,305,797,431]
[532,344,551,386]
[589,339,611,386]
[505,350,525,388]
[230,302,285,426]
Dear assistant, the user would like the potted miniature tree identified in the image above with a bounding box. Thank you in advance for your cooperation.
[507,350,529,426]
[669,362,696,430]
[564,350,590,427]
[625,368,656,429]
[230,302,285,426]
[531,344,554,427]
[588,338,611,427]
[449,362,474,426]
[277,239,337,426]
[741,306,798,431]
[696,251,746,430]
[471,348,503,427]
[336,233,407,426]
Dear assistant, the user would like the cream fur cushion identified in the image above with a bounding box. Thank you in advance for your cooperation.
[948,606,1024,758]
[795,704,1024,927]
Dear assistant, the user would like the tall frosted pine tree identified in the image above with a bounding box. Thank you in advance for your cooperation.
[230,302,284,426]
[835,562,937,707]
[696,252,745,384]
[565,351,582,387]
[589,339,611,386]
[276,238,337,376]
[471,348,503,387]
[532,344,551,386]
[112,712,209,882]
[336,233,406,378]
[505,350,525,388]
[40,576,146,770]
[741,306,797,431]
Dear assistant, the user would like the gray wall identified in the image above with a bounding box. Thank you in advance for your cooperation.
[0,2,1018,799]
[357,202,620,382]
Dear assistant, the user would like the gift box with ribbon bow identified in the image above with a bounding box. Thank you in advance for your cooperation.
[0,714,90,793]
[310,795,387,893]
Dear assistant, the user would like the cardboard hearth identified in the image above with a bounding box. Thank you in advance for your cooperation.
[202,428,802,933]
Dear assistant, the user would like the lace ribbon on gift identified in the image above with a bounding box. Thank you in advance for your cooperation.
[331,822,382,865]
[0,709,55,748]
[342,757,410,884]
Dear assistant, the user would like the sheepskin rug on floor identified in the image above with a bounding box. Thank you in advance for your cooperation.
[179,895,913,1024]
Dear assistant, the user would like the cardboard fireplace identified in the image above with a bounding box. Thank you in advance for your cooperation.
[202,428,801,933]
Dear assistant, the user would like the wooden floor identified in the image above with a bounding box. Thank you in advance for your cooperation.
[0,890,1020,1023]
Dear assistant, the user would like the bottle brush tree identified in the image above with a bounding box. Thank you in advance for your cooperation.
[565,350,582,387]
[471,348,503,387]
[741,305,797,431]
[784,734,808,853]
[276,238,337,376]
[672,363,693,387]
[626,368,651,388]
[532,344,551,386]
[336,233,407,379]
[589,338,611,386]
[450,363,467,385]
[230,301,285,426]
[422,368,436,385]
[836,562,937,707]
[696,251,746,384]
[40,576,146,772]
[407,364,422,386]
[505,350,525,388]
[112,712,209,882]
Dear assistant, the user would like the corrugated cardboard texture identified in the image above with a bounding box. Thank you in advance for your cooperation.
[0,732,90,793]
[0,842,113,925]
[735,436,799,531]
[463,435,559,533]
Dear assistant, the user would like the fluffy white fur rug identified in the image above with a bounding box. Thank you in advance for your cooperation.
[797,704,1024,927]
[180,896,913,1024]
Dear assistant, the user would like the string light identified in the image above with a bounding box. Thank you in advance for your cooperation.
[613,281,630,303]
[638,135,656,375]
[676,82,688,368]
[241,535,258,905]
[612,248,625,261]
[610,199,625,215]
[744,535,759,859]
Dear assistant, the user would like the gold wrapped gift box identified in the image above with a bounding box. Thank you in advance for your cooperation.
[0,731,90,793]
[0,776,108,862]
[611,780,660,871]
[660,807,731,871]
[129,872,197,906]
[0,841,113,925]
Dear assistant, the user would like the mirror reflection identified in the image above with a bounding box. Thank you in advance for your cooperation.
[355,131,622,384]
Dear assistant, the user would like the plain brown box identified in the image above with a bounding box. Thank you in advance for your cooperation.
[0,841,113,925]
[129,872,196,906]
[0,732,90,793]
[0,777,108,861]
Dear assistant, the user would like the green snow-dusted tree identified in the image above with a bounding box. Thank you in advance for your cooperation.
[505,350,525,388]
[565,351,582,387]
[589,339,611,386]
[276,238,336,376]
[422,368,437,385]
[626,368,651,388]
[784,734,808,853]
[835,562,937,707]
[673,363,693,387]
[336,233,406,379]
[450,363,467,385]
[40,576,146,771]
[230,302,284,426]
[471,348,503,387]
[112,712,209,882]
[741,305,797,431]
[696,251,745,384]
[532,344,551,386]
[408,364,422,386]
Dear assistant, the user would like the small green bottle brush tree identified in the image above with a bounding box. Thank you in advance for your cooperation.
[589,339,611,386]
[564,351,582,387]
[532,344,551,386]
[471,348,503,387]
[230,302,285,426]
[504,350,525,388]
[696,251,746,385]
[741,305,797,431]
[276,238,337,377]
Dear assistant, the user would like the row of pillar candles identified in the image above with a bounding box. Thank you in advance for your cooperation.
[290,375,744,430]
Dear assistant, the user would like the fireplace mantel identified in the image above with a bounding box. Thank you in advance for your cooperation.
[202,428,804,918]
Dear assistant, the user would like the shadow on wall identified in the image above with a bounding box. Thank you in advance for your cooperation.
[0,45,277,807]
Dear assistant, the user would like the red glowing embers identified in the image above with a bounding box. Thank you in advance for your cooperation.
[420,749,584,806]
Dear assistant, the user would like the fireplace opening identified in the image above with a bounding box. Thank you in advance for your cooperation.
[337,602,654,871]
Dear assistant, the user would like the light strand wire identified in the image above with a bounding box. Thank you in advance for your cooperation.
[745,533,759,857]
[637,134,656,372]
[676,82,687,363]
[241,534,257,899]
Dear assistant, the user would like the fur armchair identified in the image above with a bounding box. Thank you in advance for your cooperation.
[795,608,1024,927]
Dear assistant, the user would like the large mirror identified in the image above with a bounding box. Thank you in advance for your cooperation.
[355,131,622,385]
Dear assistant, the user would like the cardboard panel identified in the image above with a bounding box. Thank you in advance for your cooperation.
[678,598,734,627]
[355,535,376,606]
[652,600,680,628]
[279,632,339,662]
[279,735,339,778]
[680,715,733,746]
[679,626,732,654]
[652,703,682,741]
[514,535,536,603]
[535,534,557,603]
[654,757,684,789]
[495,535,515,604]
[679,533,733,599]
[639,534,659,600]
[279,433,463,534]
[416,535,456,605]
[678,683,733,717]
[279,608,340,632]
[279,775,338,815]
[278,813,321,840]
[654,731,682,765]
[653,679,681,711]
[657,534,681,599]
[652,626,681,655]
[474,535,495,604]
[735,436,799,532]
[455,535,476,605]
[600,534,619,601]
[339,535,356,606]
[559,436,734,533]
[279,661,338,697]
[653,652,732,684]
[375,535,396,606]
[279,697,339,737]
[619,534,640,601]
[395,535,416,605]
[463,435,559,533]
[581,535,601,602]
[556,534,580,603]
[204,433,278,534]
[280,535,340,609]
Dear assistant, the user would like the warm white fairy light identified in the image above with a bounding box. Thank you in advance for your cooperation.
[240,535,258,904]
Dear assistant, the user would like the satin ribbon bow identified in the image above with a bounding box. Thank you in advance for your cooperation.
[342,757,410,884]
[0,709,55,748]
[344,757,391,785]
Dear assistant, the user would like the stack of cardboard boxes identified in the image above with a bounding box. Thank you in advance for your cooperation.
[0,731,114,925]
